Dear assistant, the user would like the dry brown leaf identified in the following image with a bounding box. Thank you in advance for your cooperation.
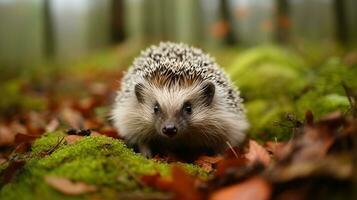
[245,140,271,166]
[14,133,39,144]
[90,131,102,137]
[264,141,287,157]
[0,125,15,146]
[9,121,28,135]
[61,108,83,129]
[65,135,84,144]
[46,118,60,132]
[210,176,271,200]
[44,176,97,195]
[170,166,203,200]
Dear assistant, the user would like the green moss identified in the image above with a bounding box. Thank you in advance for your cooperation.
[0,132,207,200]
[228,46,356,141]
[228,45,309,100]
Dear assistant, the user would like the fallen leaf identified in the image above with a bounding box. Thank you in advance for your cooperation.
[14,133,39,144]
[9,122,28,135]
[65,135,83,144]
[14,142,32,153]
[170,166,203,200]
[210,176,271,200]
[0,125,15,146]
[44,176,97,195]
[61,108,84,129]
[215,158,249,177]
[264,141,287,157]
[90,131,102,137]
[140,166,202,200]
[46,118,60,132]
[99,126,118,138]
[195,155,223,172]
[25,111,46,135]
[245,140,271,166]
[140,173,172,191]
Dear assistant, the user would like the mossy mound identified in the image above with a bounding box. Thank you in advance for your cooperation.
[227,46,355,140]
[228,45,308,99]
[0,132,206,200]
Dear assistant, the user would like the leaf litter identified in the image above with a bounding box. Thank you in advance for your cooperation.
[0,67,356,199]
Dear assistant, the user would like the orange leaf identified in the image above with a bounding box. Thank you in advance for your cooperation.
[210,176,271,200]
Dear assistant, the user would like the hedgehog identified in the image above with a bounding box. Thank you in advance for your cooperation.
[111,42,249,160]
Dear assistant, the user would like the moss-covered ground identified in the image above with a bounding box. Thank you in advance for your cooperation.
[0,132,205,200]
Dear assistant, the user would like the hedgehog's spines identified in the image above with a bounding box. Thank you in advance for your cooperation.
[118,42,245,114]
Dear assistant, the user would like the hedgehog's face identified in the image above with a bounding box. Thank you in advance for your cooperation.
[135,81,215,138]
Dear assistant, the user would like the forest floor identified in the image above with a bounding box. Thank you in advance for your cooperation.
[0,42,356,200]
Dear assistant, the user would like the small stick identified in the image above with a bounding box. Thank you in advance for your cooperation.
[226,141,239,159]
[43,136,65,155]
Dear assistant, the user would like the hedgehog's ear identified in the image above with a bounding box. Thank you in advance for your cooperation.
[201,82,215,106]
[135,83,145,103]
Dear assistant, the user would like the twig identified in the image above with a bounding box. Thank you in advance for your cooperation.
[342,82,357,117]
[43,136,65,156]
[226,141,239,159]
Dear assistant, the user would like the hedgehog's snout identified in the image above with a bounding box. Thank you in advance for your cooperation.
[162,122,178,137]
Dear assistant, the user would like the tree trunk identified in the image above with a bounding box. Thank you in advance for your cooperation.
[111,0,125,43]
[43,0,54,58]
[334,0,348,45]
[275,0,290,43]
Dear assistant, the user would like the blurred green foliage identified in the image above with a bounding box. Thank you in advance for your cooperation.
[227,45,355,141]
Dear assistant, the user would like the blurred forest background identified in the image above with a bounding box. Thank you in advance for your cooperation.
[0,0,357,141]
[0,0,356,68]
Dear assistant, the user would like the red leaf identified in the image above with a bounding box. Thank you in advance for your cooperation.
[141,166,203,200]
[170,166,203,200]
[14,133,39,144]
[215,158,248,177]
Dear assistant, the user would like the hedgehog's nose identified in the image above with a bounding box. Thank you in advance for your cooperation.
[162,123,177,137]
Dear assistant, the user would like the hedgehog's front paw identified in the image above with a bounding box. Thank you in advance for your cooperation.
[138,144,152,158]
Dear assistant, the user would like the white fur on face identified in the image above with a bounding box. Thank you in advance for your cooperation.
[111,79,249,152]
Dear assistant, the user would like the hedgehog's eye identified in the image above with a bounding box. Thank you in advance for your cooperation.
[154,103,160,114]
[183,102,192,114]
